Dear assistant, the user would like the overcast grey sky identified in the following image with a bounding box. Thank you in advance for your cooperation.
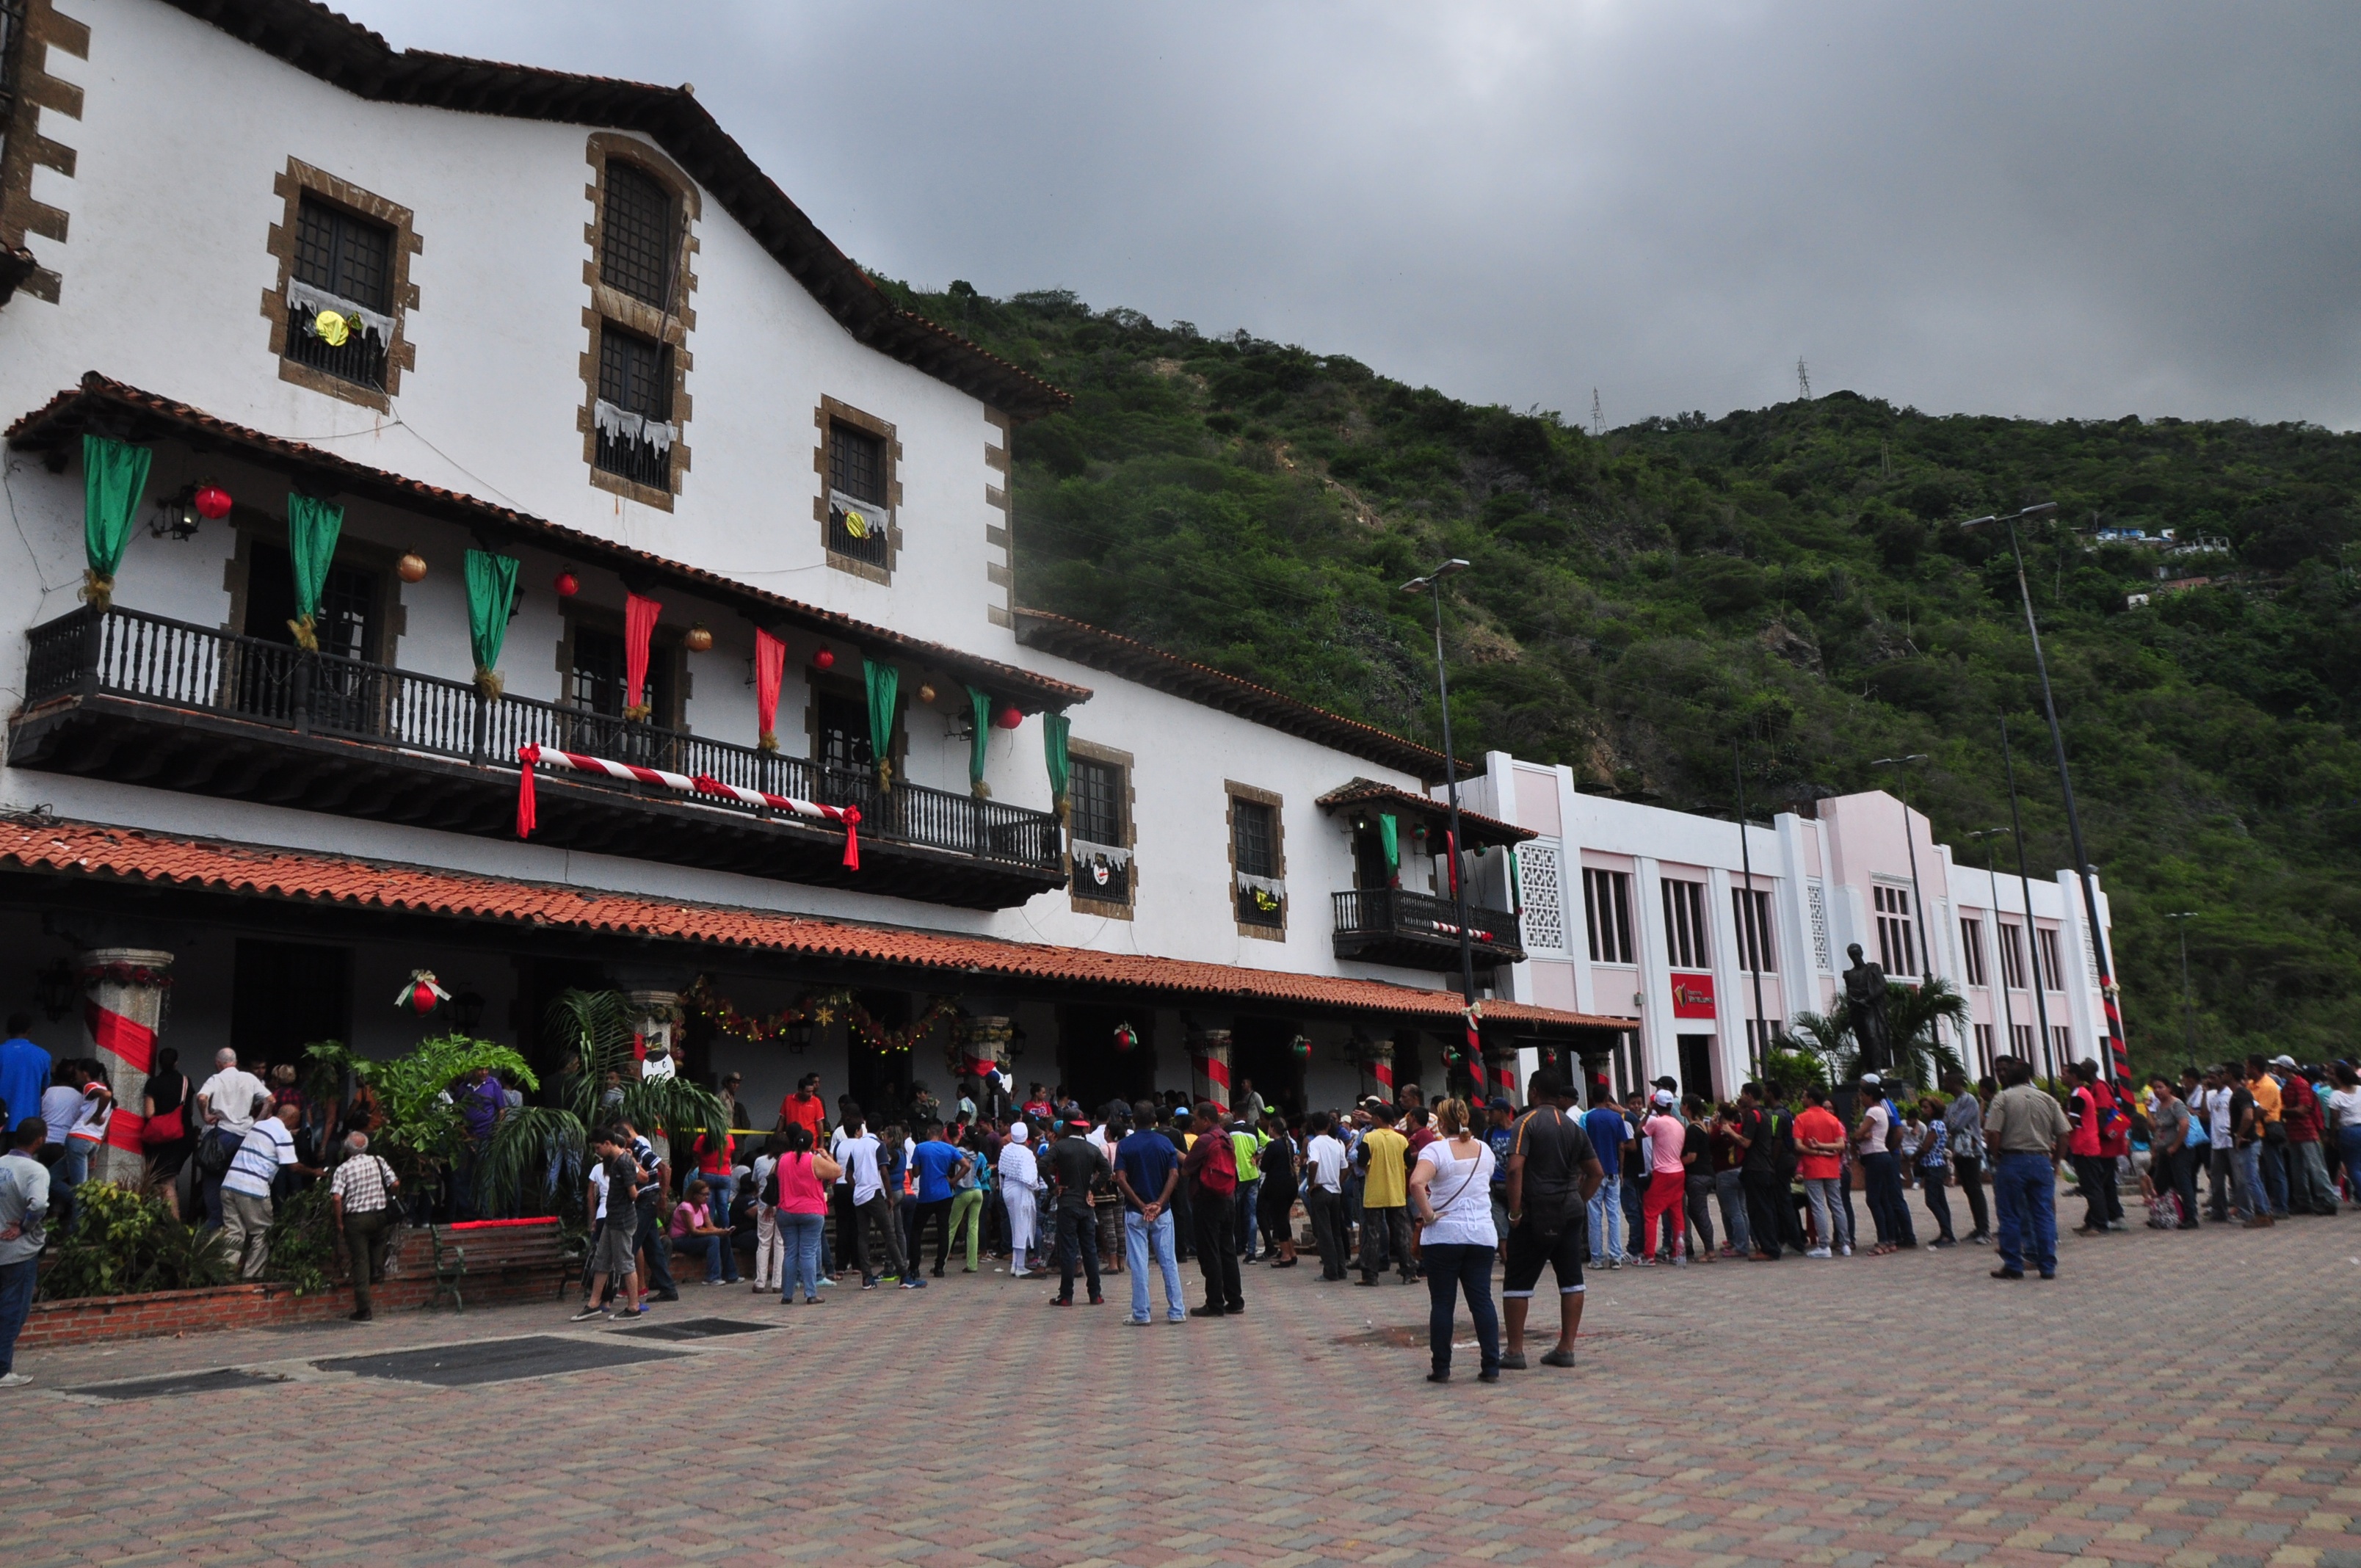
[341,1,2361,429]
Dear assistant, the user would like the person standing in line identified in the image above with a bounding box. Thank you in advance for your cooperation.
[2224,1065,2267,1227]
[2245,1055,2290,1219]
[1303,1111,1351,1280]
[2324,1064,2361,1199]
[220,1102,314,1280]
[998,1121,1043,1277]
[1484,1098,1519,1262]
[1114,1097,1186,1324]
[947,1127,990,1274]
[1180,1100,1244,1317]
[0,1117,53,1386]
[573,1128,648,1321]
[750,1136,783,1294]
[906,1122,970,1279]
[0,1017,48,1142]
[1942,1072,1993,1244]
[1045,1116,1109,1307]
[1913,1095,1957,1246]
[1708,1103,1751,1259]
[1500,1070,1604,1371]
[1852,1074,1907,1255]
[1617,1089,1647,1247]
[1636,1092,1688,1265]
[1409,1097,1501,1383]
[838,1111,917,1290]
[1791,1086,1849,1257]
[1230,1114,1266,1263]
[2066,1061,2120,1235]
[2144,1075,2199,1229]
[1354,1103,1414,1286]
[1733,1084,1785,1260]
[1984,1056,2073,1280]
[773,1123,838,1305]
[1581,1087,1628,1268]
[1257,1109,1301,1268]
[1678,1097,1716,1263]
[613,1117,681,1302]
[327,1131,399,1321]
[2279,1059,2338,1216]
[2193,1066,2235,1222]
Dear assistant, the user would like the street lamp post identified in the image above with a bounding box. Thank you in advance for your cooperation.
[1966,827,2017,1081]
[1963,501,2128,1083]
[1870,753,1943,1057]
[1403,559,1481,1091]
[2164,911,2199,1062]
[1733,744,1772,1076]
[1998,716,2059,1084]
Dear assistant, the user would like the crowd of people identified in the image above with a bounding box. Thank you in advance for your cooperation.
[1,1014,2354,1391]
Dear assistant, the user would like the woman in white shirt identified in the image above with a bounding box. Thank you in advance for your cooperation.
[2326,1064,2361,1202]
[1408,1097,1499,1383]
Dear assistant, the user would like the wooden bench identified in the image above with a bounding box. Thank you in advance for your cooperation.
[424,1218,581,1310]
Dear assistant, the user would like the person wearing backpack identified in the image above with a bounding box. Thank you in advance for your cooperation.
[1180,1100,1243,1316]
[1733,1084,1785,1260]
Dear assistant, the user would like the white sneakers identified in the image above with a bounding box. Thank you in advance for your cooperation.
[1806,1246,1833,1258]
[0,1371,34,1386]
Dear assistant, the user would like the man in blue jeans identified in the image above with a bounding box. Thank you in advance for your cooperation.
[1982,1056,2072,1280]
[1582,1090,1628,1267]
[1114,1098,1186,1323]
[0,1117,51,1386]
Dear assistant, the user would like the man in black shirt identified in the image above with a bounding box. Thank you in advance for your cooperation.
[1502,1070,1606,1371]
[1733,1084,1786,1260]
[1045,1116,1110,1305]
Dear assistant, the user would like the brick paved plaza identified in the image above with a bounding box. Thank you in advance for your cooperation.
[9,1213,2358,1568]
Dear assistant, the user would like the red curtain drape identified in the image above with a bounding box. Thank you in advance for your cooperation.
[624,592,661,716]
[754,628,786,749]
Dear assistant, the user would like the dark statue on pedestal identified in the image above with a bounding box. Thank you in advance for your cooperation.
[1842,942,1893,1075]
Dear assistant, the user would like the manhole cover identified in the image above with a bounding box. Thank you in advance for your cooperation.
[73,1368,281,1400]
[615,1316,774,1342]
[316,1334,688,1387]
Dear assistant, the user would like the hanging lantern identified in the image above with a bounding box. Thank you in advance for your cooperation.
[915,683,937,705]
[813,647,836,671]
[1289,1034,1312,1062]
[1112,1021,1136,1054]
[683,623,714,653]
[995,704,1023,730]
[396,553,428,584]
[554,570,579,598]
[395,969,451,1017]
[192,483,233,521]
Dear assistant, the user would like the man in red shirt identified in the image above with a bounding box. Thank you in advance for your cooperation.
[2067,1062,2123,1235]
[1792,1086,1849,1257]
[2280,1059,2338,1215]
[775,1074,827,1141]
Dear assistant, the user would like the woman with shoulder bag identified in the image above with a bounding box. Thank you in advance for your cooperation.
[774,1123,841,1305]
[1408,1097,1501,1384]
[140,1047,196,1183]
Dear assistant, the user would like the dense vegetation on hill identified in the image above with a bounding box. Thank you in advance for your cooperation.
[886,278,2361,1069]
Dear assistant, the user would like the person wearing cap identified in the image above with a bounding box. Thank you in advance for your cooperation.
[2065,1062,2124,1235]
[1983,1055,2073,1279]
[1501,1069,1604,1370]
[1042,1115,1108,1306]
[998,1122,1042,1277]
[1180,1099,1244,1316]
[1636,1090,1687,1265]
[1303,1111,1352,1280]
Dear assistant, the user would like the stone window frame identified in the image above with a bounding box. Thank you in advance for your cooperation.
[815,396,903,584]
[1226,780,1286,943]
[984,407,1013,625]
[259,158,421,412]
[579,132,699,512]
[554,603,690,732]
[1067,738,1136,921]
[0,0,84,306]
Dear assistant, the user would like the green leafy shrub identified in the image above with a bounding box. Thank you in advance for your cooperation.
[40,1181,231,1301]
[261,1185,336,1296]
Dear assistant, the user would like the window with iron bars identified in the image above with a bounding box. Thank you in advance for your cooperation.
[1873,882,1918,977]
[826,421,889,567]
[1232,796,1282,926]
[595,324,672,489]
[1734,885,1776,973]
[285,196,393,390]
[1584,867,1634,964]
[601,161,676,308]
[1661,877,1709,970]
[1070,757,1129,904]
[1996,921,2027,989]
[2036,927,2065,992]
[1959,917,1987,987]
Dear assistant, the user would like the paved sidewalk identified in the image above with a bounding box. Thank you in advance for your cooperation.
[7,1211,2359,1567]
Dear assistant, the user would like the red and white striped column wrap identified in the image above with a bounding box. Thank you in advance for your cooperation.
[1465,1010,1487,1097]
[962,1017,1013,1099]
[1189,1029,1233,1116]
[81,948,173,1183]
[1362,1041,1395,1103]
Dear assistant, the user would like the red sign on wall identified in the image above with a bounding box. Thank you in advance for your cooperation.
[1670,973,1716,1019]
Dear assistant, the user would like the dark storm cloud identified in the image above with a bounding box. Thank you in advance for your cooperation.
[337,0,2361,427]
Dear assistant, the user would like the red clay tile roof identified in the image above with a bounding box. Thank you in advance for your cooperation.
[1012,609,1462,782]
[8,376,1089,712]
[157,1,1065,419]
[0,818,1628,1032]
[1314,777,1535,846]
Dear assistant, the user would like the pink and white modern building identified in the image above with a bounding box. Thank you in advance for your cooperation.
[1457,755,2117,1100]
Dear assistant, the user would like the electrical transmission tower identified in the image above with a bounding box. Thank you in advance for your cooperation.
[1590,388,1603,437]
[1796,358,1812,401]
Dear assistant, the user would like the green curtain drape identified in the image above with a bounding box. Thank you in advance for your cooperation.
[1042,711,1071,821]
[285,494,344,650]
[1508,844,1523,913]
[863,657,899,790]
[968,686,991,797]
[1379,813,1400,885]
[464,550,520,697]
[80,434,152,609]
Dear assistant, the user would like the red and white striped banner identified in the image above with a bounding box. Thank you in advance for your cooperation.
[1372,1057,1394,1094]
[87,998,150,1153]
[515,744,860,868]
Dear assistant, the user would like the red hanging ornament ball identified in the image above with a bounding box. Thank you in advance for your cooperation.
[554,570,579,598]
[192,484,233,521]
[813,647,836,670]
[410,981,439,1016]
[1112,1022,1136,1054]
[995,705,1023,730]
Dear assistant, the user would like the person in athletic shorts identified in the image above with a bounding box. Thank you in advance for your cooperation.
[1501,1070,1606,1371]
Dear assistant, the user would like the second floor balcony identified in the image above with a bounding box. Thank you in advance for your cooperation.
[10,604,1065,909]
[1332,887,1524,971]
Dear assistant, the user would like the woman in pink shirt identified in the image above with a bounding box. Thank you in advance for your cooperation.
[1638,1092,1690,1264]
[667,1178,740,1285]
[774,1122,841,1305]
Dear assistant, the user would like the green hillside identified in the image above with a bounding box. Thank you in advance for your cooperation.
[888,279,2361,1070]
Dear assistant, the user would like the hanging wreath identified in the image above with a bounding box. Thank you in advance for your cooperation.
[683,975,962,1056]
[76,962,176,992]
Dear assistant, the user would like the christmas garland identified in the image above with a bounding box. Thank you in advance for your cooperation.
[684,976,962,1057]
[77,962,175,991]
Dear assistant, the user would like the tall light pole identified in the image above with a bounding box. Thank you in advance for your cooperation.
[1966,827,2017,1081]
[1998,716,2058,1084]
[2164,911,2199,1063]
[1403,558,1480,1091]
[1870,753,1943,1059]
[1733,743,1772,1076]
[1964,501,2128,1083]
